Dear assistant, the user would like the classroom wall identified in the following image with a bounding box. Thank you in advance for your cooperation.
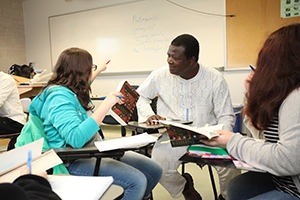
[22,0,250,105]
[0,0,27,72]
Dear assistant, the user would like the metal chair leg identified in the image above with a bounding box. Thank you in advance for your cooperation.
[208,165,218,200]
[94,158,101,176]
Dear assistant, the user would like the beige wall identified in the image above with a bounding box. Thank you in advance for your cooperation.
[0,0,26,73]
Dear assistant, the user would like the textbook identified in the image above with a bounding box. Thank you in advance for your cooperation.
[187,144,232,159]
[181,144,266,172]
[108,80,139,126]
[152,120,223,147]
[0,138,63,183]
[48,175,113,200]
[94,133,157,152]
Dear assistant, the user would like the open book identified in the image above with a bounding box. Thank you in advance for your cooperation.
[152,120,223,147]
[0,138,63,183]
[108,80,139,126]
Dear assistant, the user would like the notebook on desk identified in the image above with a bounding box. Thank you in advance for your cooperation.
[47,175,114,200]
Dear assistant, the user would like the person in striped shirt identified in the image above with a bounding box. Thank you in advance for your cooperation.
[202,23,300,200]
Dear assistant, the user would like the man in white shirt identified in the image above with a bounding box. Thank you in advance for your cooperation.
[136,34,240,200]
[0,72,27,149]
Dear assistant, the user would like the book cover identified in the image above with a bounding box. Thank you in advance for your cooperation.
[153,120,222,147]
[187,144,232,159]
[181,145,266,172]
[108,80,139,126]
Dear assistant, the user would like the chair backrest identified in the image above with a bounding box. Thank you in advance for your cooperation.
[20,98,31,113]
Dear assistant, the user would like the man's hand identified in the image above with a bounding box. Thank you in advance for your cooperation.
[146,115,166,125]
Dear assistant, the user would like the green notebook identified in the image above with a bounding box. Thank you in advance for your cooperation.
[187,144,232,159]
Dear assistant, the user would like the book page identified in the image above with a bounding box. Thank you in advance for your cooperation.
[47,175,113,200]
[153,120,222,139]
[94,133,157,152]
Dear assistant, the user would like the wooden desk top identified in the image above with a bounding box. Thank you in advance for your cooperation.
[10,74,44,87]
[10,74,30,83]
[10,74,44,98]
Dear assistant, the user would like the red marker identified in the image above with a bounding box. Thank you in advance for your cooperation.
[106,60,111,65]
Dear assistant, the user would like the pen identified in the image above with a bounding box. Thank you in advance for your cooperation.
[91,95,124,100]
[27,150,32,174]
[98,129,105,141]
[249,65,255,71]
[106,60,111,65]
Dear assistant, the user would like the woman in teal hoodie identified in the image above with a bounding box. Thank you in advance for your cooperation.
[16,47,162,200]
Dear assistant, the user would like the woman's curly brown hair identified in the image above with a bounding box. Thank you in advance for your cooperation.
[42,47,94,110]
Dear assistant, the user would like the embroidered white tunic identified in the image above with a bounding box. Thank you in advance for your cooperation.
[136,64,238,198]
[137,64,235,130]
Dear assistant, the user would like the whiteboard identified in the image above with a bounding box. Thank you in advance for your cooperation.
[49,0,225,73]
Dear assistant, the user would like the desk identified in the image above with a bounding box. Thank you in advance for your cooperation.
[180,154,236,169]
[10,74,44,98]
[53,146,125,176]
[180,154,219,200]
[101,184,124,200]
[18,85,44,99]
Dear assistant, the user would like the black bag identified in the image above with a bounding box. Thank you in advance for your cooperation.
[8,64,34,78]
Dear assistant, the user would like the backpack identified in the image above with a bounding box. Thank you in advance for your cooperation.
[8,64,35,78]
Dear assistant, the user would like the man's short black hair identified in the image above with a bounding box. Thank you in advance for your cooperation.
[171,34,199,62]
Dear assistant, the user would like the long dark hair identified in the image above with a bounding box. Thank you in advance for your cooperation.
[245,23,300,130]
[42,47,94,110]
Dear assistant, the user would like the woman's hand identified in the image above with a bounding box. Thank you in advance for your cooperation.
[200,130,235,149]
[20,166,47,178]
[102,92,124,108]
[90,62,108,83]
[146,115,166,125]
[96,62,107,73]
[92,91,124,125]
[244,72,254,92]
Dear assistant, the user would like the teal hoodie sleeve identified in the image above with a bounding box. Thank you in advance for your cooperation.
[39,88,99,149]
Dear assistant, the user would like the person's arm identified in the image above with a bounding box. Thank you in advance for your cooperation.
[11,175,61,200]
[136,72,164,124]
[244,72,254,94]
[204,90,300,176]
[91,91,124,125]
[45,90,122,148]
[90,62,107,83]
[136,95,165,125]
[0,74,15,108]
[0,167,61,200]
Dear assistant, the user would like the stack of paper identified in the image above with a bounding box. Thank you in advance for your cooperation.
[47,175,113,200]
[95,133,157,152]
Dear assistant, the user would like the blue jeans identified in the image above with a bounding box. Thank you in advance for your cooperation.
[66,151,162,200]
[227,171,300,200]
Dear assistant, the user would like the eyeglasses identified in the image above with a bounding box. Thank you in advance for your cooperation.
[92,64,97,71]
